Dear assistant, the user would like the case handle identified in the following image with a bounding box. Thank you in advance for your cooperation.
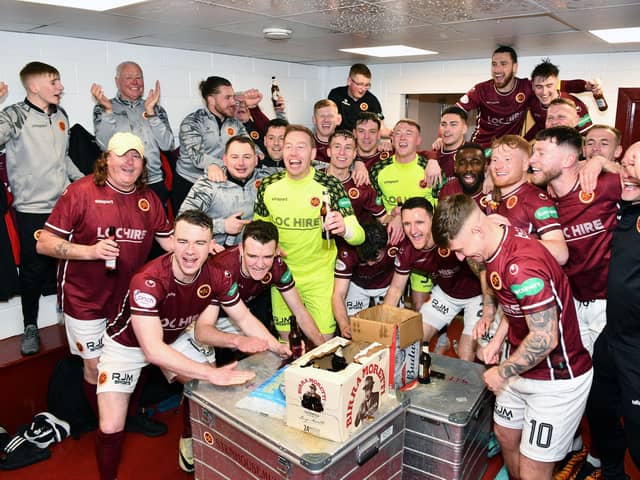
[356,435,380,466]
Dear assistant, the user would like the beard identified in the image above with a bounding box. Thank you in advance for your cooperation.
[458,173,484,195]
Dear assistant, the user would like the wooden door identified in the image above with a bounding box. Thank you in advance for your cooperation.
[615,88,640,152]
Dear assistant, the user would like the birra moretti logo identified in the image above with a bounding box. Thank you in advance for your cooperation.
[345,363,386,428]
[510,277,544,300]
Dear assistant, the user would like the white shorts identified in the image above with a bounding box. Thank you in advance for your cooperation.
[573,298,606,356]
[64,314,106,359]
[96,331,210,394]
[493,369,593,463]
[419,285,482,335]
[345,282,388,316]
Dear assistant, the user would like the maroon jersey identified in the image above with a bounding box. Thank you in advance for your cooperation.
[457,78,532,148]
[44,176,172,320]
[483,183,561,238]
[314,134,330,164]
[339,175,385,224]
[210,246,295,303]
[334,244,395,290]
[357,151,388,171]
[424,147,457,180]
[394,238,481,299]
[439,178,484,207]
[107,254,240,347]
[486,226,591,380]
[553,173,620,301]
[526,91,592,140]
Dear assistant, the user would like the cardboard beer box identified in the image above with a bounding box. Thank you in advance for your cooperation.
[284,336,389,443]
[350,305,423,391]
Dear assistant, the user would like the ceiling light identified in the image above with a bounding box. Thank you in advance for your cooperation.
[263,28,293,40]
[590,27,640,43]
[340,45,438,57]
[17,0,149,11]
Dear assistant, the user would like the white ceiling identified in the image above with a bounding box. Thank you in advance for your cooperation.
[2,0,640,65]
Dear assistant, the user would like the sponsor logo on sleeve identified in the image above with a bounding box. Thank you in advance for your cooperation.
[280,269,292,283]
[338,197,352,209]
[335,259,347,271]
[534,206,558,220]
[538,192,548,200]
[348,187,360,199]
[133,289,157,308]
[490,271,502,290]
[145,279,156,288]
[197,284,211,298]
[460,94,469,104]
[138,198,150,212]
[506,195,518,209]
[360,102,369,111]
[509,277,544,300]
[226,282,238,297]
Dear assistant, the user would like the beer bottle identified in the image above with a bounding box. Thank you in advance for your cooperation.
[105,226,117,273]
[331,345,347,372]
[593,90,608,112]
[396,196,403,207]
[289,316,304,360]
[418,343,431,384]
[271,76,280,108]
[320,189,332,245]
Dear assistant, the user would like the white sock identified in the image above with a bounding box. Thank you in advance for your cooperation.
[586,454,601,468]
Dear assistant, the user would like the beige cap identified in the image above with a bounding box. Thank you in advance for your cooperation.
[107,132,145,157]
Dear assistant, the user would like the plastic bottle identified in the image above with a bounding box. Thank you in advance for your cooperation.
[105,226,117,273]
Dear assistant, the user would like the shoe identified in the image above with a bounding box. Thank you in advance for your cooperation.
[20,325,40,356]
[435,334,450,354]
[0,426,9,451]
[487,431,501,458]
[574,461,602,480]
[554,446,587,480]
[20,412,70,448]
[494,464,509,480]
[125,415,167,437]
[178,437,194,473]
[0,435,51,470]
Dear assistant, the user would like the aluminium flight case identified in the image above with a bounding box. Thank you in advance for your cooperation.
[402,353,494,480]
[185,351,407,480]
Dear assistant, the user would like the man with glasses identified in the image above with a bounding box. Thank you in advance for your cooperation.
[329,63,386,133]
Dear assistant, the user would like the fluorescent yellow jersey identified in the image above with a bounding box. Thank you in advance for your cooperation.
[370,154,438,212]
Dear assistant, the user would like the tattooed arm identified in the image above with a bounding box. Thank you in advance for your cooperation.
[483,306,558,393]
[36,229,119,262]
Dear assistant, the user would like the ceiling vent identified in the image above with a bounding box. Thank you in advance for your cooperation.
[263,27,293,40]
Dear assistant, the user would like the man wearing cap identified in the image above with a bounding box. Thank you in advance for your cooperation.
[91,61,174,205]
[37,132,174,437]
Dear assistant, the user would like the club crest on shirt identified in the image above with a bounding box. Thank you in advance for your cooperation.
[98,372,108,385]
[197,284,211,298]
[419,179,428,188]
[203,431,214,446]
[636,216,640,233]
[506,196,518,209]
[490,271,502,290]
[226,127,235,136]
[33,229,42,241]
[260,272,273,284]
[250,130,260,140]
[579,190,594,204]
[254,179,262,189]
[437,248,450,258]
[138,198,150,211]
[310,196,320,207]
[76,342,84,353]
[509,263,519,275]
[515,93,526,104]
[538,192,548,200]
[58,121,66,132]
[380,151,389,160]
[348,187,360,199]
[480,195,489,207]
[360,102,369,111]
